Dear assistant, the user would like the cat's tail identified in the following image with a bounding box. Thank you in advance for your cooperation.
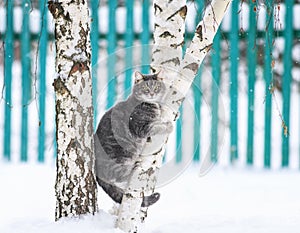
[96,177,160,207]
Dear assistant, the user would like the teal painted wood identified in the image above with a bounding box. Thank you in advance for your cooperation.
[176,106,183,163]
[91,0,99,128]
[282,1,293,167]
[3,0,14,161]
[192,0,204,162]
[263,2,274,168]
[38,0,48,162]
[193,69,202,161]
[246,1,257,165]
[124,0,134,99]
[141,0,150,74]
[229,0,239,162]
[106,0,117,109]
[21,0,31,162]
[211,30,221,163]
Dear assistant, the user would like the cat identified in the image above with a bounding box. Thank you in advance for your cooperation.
[94,71,173,207]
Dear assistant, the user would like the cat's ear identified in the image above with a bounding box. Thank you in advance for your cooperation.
[134,71,144,84]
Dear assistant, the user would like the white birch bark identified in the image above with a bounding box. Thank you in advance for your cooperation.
[117,0,231,232]
[48,0,98,220]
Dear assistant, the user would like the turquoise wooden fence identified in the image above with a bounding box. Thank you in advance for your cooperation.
[0,0,299,169]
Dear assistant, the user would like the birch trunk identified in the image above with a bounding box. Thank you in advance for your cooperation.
[117,0,231,232]
[48,0,98,220]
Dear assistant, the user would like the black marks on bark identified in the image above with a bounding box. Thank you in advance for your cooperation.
[150,67,157,74]
[153,49,161,54]
[154,3,163,15]
[161,57,180,66]
[200,43,213,53]
[126,193,134,198]
[172,97,185,106]
[174,111,180,121]
[48,1,63,18]
[75,155,85,176]
[196,25,203,41]
[183,62,199,73]
[69,62,89,77]
[159,31,175,39]
[53,77,71,96]
[76,22,89,52]
[170,41,184,49]
[66,138,80,154]
[48,1,72,21]
[60,25,67,37]
[179,5,187,19]
[172,90,177,95]
[147,167,155,176]
[166,5,187,21]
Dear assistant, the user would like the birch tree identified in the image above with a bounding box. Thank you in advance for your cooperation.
[117,0,232,232]
[48,0,98,220]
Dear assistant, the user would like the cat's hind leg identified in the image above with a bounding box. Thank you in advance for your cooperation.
[97,177,160,207]
[96,177,124,204]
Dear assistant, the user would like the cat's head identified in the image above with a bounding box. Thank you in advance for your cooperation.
[132,71,166,102]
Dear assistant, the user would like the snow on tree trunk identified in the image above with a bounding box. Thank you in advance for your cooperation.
[116,0,231,232]
[48,0,98,220]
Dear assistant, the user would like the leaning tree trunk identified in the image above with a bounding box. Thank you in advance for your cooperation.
[48,0,98,220]
[117,0,231,232]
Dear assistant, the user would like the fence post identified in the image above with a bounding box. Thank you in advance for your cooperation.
[124,0,134,99]
[38,0,48,162]
[21,0,31,162]
[229,0,239,162]
[263,1,274,168]
[106,0,117,109]
[246,0,257,165]
[211,29,221,162]
[3,0,14,161]
[282,1,293,167]
[91,0,99,128]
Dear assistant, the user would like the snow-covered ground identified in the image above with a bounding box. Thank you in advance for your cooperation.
[1,163,300,233]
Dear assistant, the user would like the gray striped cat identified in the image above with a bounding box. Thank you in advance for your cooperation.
[94,71,173,207]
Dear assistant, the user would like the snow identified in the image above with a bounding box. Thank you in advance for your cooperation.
[1,163,300,233]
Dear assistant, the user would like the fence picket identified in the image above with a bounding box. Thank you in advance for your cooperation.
[91,0,99,128]
[21,0,31,162]
[246,0,257,165]
[3,0,14,161]
[141,0,150,73]
[38,0,48,162]
[282,1,293,167]
[192,0,204,162]
[106,0,117,109]
[124,0,134,99]
[264,1,274,168]
[193,69,201,162]
[211,30,221,163]
[230,0,239,162]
